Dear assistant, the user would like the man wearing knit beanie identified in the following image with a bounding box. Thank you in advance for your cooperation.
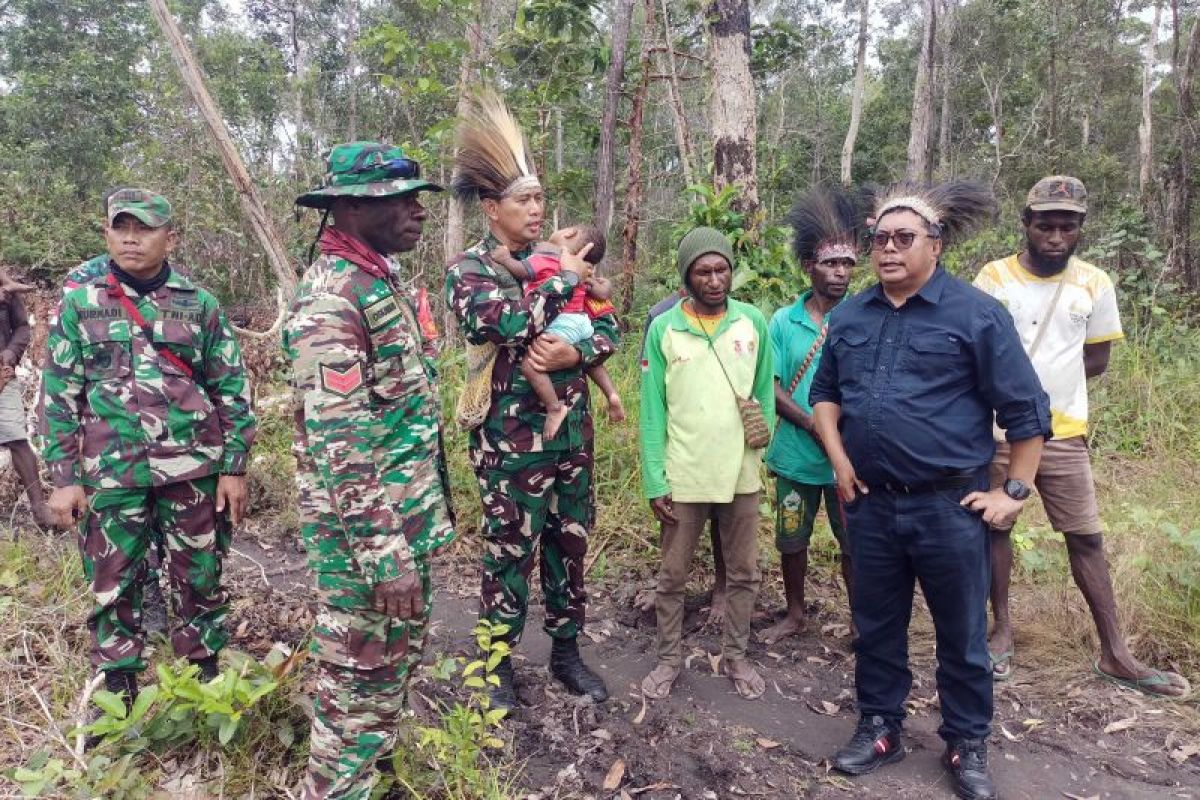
[639,226,775,700]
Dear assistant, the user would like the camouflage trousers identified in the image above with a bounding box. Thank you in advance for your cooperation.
[301,561,432,800]
[470,446,593,644]
[78,476,229,672]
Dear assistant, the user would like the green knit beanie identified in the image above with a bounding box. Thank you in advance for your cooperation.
[676,226,735,284]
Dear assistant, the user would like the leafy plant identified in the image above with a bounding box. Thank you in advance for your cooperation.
[383,620,516,800]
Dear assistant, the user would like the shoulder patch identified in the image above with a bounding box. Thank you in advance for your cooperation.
[362,294,402,332]
[319,362,365,396]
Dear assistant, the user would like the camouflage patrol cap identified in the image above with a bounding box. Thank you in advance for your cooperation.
[107,188,172,228]
[295,141,444,209]
[1026,175,1087,214]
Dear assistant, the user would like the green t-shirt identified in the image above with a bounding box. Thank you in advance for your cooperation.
[764,292,835,485]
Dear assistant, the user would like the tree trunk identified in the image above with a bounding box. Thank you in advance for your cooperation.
[905,0,937,182]
[1168,13,1200,286]
[553,106,563,230]
[147,0,297,296]
[344,0,359,141]
[840,0,869,186]
[621,0,655,316]
[445,0,514,261]
[707,0,758,216]
[660,0,697,187]
[1139,2,1162,200]
[935,0,955,177]
[593,0,635,236]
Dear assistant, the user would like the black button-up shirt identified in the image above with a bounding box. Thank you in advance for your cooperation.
[809,266,1051,486]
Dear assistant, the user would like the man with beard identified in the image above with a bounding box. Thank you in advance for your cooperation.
[974,176,1188,697]
[286,142,456,798]
[445,91,617,711]
[640,226,774,701]
[760,187,861,645]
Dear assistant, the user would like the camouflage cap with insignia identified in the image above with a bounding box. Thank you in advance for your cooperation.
[107,188,173,228]
[295,142,444,209]
[1026,175,1087,214]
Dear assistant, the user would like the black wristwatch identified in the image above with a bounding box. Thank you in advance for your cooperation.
[1002,478,1032,501]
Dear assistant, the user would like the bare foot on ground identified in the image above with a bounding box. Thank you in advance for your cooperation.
[759,612,806,645]
[723,657,765,700]
[704,589,727,628]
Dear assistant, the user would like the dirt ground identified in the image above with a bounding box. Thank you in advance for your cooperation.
[224,530,1200,800]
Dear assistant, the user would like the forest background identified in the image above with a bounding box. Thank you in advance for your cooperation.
[1,0,1200,797]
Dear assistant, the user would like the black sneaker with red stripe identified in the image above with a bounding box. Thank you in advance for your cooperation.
[832,714,905,775]
[943,738,998,800]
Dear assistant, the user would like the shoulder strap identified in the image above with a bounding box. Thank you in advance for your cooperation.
[692,302,745,401]
[787,323,829,395]
[1026,260,1073,360]
[106,272,194,379]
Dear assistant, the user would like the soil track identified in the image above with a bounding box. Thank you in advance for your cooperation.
[224,537,1200,800]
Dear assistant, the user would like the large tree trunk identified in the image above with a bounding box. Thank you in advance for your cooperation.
[905,0,937,182]
[935,0,956,177]
[621,0,655,316]
[660,0,697,187]
[840,0,870,186]
[593,0,635,236]
[1168,12,1200,287]
[1139,2,1162,200]
[344,0,359,141]
[707,0,758,216]
[147,0,297,296]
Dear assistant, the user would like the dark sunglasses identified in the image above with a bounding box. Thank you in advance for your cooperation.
[349,151,422,180]
[869,229,936,251]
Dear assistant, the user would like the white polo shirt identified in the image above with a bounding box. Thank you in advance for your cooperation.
[974,255,1123,439]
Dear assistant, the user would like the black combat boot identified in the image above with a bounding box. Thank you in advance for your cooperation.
[549,636,608,702]
[489,655,516,713]
[191,655,220,681]
[832,714,905,775]
[84,670,138,750]
[943,738,998,800]
[142,576,168,640]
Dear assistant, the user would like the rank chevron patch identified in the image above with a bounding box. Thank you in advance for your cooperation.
[319,362,364,396]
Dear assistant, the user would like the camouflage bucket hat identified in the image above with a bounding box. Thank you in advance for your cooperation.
[1026,175,1087,214]
[295,141,444,209]
[107,188,172,228]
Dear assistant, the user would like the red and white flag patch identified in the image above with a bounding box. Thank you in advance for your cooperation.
[319,362,364,396]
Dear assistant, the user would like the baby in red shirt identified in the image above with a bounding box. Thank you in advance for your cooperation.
[490,224,625,439]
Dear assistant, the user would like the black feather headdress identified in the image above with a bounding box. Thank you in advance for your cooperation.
[871,180,997,246]
[450,90,540,202]
[785,186,865,264]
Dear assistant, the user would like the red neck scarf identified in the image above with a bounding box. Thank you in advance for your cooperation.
[319,227,390,279]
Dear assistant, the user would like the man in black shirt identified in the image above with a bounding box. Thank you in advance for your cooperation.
[811,182,1051,800]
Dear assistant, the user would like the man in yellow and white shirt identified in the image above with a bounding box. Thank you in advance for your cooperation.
[974,176,1186,697]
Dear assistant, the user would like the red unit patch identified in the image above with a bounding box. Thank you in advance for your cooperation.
[320,362,364,396]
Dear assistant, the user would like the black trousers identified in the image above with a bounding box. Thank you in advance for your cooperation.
[845,475,992,741]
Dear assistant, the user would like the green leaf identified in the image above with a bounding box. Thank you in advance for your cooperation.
[92,690,128,720]
[463,676,486,689]
[218,715,239,745]
[128,684,158,723]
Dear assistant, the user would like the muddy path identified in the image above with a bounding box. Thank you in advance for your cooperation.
[223,536,1199,800]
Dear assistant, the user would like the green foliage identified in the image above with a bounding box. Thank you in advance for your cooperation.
[676,184,800,315]
[380,620,515,800]
[79,652,279,752]
[6,751,150,800]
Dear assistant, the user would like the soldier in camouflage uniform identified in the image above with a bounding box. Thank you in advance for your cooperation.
[446,91,619,710]
[40,189,255,721]
[285,142,455,800]
[39,188,172,635]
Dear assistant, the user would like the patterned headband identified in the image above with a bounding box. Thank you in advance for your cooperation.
[503,175,542,197]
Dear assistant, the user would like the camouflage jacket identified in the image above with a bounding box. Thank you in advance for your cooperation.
[445,234,621,453]
[283,253,455,584]
[41,267,256,489]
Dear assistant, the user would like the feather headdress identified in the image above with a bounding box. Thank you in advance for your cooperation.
[871,180,997,246]
[450,90,540,202]
[785,185,865,264]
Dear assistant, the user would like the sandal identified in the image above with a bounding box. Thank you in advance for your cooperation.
[1092,660,1191,699]
[641,664,680,700]
[724,658,765,700]
[989,649,1014,682]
